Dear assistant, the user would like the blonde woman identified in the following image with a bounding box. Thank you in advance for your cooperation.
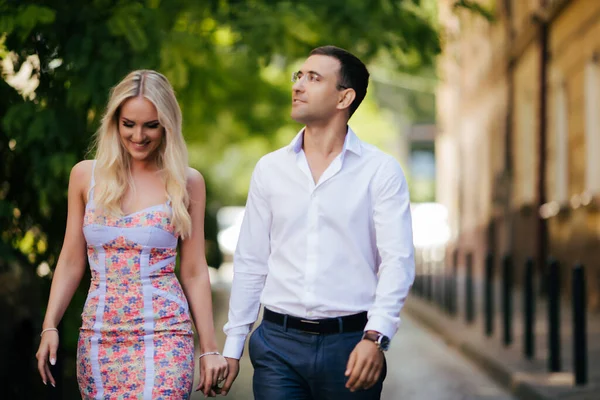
[35,70,228,399]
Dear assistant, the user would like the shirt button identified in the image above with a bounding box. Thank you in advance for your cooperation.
[311,192,316,198]
[307,311,314,316]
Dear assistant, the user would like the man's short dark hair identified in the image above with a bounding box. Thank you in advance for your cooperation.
[309,45,370,117]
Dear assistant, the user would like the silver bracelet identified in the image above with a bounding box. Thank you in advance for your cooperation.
[198,351,220,359]
[40,328,59,337]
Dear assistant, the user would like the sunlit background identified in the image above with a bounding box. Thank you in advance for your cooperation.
[3,0,599,398]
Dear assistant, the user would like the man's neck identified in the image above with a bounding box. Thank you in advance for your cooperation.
[303,120,348,157]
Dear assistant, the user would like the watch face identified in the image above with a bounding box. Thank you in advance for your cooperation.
[379,335,390,351]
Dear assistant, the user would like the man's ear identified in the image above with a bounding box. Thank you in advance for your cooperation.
[337,88,356,112]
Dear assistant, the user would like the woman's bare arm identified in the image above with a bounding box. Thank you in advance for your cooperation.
[36,160,91,385]
[179,168,227,396]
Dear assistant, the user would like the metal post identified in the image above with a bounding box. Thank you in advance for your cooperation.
[414,273,421,297]
[572,264,587,385]
[524,257,535,359]
[502,254,513,346]
[438,264,445,310]
[547,258,561,372]
[484,252,494,336]
[445,265,452,315]
[426,261,432,302]
[466,253,475,324]
[450,250,458,316]
[433,262,440,308]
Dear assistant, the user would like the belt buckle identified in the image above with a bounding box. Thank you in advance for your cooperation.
[299,319,320,335]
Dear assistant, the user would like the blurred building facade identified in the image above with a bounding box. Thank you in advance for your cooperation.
[372,71,438,203]
[437,0,600,309]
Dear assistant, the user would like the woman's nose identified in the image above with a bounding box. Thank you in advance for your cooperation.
[132,126,143,141]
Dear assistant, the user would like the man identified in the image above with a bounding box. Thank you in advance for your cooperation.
[220,45,415,399]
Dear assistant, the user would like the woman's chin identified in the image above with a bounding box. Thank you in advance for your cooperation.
[127,147,158,162]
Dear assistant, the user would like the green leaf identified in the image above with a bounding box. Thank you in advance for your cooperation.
[0,2,441,394]
[14,5,56,41]
[453,0,496,22]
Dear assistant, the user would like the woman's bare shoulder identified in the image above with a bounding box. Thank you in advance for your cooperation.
[186,167,205,185]
[185,167,206,198]
[70,160,95,192]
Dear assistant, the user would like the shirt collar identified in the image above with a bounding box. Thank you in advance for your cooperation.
[287,126,362,156]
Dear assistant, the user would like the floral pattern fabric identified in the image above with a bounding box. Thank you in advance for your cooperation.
[77,173,194,400]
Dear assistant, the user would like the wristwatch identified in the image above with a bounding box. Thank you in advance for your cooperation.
[361,331,390,352]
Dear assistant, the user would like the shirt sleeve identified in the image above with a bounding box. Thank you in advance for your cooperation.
[364,156,415,340]
[222,159,271,359]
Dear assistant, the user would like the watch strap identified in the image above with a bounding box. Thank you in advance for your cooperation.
[362,331,386,351]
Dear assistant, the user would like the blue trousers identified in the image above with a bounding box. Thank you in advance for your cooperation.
[248,319,386,400]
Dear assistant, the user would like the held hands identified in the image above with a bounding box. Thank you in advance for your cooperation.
[345,339,384,392]
[195,353,229,397]
[219,357,240,396]
[36,328,59,387]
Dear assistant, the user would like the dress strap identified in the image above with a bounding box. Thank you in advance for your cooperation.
[87,160,97,203]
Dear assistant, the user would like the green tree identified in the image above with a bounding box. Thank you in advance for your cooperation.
[0,1,439,396]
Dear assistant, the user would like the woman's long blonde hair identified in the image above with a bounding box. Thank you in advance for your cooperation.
[92,70,192,239]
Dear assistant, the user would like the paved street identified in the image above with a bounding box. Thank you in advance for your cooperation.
[382,317,516,400]
[192,283,516,400]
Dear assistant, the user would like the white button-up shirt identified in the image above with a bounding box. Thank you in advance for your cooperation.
[223,127,415,359]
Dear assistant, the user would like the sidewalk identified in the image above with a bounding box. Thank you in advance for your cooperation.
[404,280,600,400]
[191,285,254,400]
[193,281,515,400]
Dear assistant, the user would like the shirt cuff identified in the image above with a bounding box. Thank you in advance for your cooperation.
[364,315,398,340]
[223,334,247,360]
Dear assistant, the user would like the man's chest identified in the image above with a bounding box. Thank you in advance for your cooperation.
[265,165,374,227]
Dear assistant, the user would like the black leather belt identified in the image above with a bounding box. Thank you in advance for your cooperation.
[263,308,368,334]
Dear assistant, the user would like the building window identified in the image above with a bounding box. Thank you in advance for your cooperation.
[410,144,436,203]
[554,80,568,203]
[585,59,600,194]
[516,91,536,204]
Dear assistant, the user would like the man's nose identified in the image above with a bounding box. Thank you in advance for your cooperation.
[292,78,305,92]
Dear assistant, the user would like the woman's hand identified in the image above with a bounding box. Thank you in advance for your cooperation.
[195,353,228,397]
[36,329,59,387]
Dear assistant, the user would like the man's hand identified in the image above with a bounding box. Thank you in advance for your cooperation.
[219,357,240,396]
[344,338,384,392]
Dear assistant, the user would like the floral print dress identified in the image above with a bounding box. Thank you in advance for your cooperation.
[77,161,194,399]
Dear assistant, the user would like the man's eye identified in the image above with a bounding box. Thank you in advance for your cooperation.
[308,74,318,82]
